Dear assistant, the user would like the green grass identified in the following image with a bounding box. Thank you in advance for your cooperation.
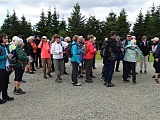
[96,50,154,62]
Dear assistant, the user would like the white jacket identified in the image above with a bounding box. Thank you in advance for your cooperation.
[51,41,68,59]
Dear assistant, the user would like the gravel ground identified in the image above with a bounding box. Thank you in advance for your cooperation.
[0,60,160,120]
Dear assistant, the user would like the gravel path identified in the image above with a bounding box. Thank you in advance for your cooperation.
[0,60,160,120]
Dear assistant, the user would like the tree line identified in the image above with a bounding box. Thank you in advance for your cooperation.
[0,3,160,45]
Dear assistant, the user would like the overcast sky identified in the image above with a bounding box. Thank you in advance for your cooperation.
[0,0,160,27]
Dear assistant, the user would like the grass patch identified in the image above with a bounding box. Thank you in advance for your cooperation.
[96,50,154,62]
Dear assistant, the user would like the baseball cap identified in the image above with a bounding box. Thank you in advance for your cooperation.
[42,36,47,39]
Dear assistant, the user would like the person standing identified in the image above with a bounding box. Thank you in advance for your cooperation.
[151,37,160,85]
[103,31,118,87]
[9,36,19,52]
[123,39,144,85]
[138,36,151,74]
[71,35,82,86]
[0,34,14,104]
[83,35,97,83]
[38,36,52,79]
[34,35,42,68]
[13,38,28,95]
[51,34,68,83]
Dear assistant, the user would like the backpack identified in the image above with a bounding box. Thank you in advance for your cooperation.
[100,41,111,58]
[65,43,77,57]
[81,43,87,55]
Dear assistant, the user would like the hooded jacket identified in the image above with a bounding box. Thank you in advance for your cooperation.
[124,44,144,62]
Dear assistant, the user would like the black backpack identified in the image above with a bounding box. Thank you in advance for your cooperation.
[65,43,77,57]
[100,41,111,58]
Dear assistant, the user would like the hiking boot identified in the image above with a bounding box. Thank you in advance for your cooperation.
[15,88,26,95]
[155,79,160,85]
[3,96,14,101]
[0,99,6,104]
[47,73,52,78]
[55,77,62,83]
[85,80,93,83]
[78,75,84,78]
[140,70,142,74]
[144,70,147,74]
[106,83,115,87]
[43,75,47,79]
[123,79,130,83]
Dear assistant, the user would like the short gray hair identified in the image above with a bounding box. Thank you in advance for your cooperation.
[15,38,23,45]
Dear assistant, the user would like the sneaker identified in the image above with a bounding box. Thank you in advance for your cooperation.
[74,83,82,86]
[155,79,160,85]
[3,96,14,101]
[106,83,115,87]
[140,70,142,74]
[29,71,34,74]
[15,88,26,95]
[0,99,6,104]
[123,79,130,83]
[144,70,147,74]
[47,73,52,78]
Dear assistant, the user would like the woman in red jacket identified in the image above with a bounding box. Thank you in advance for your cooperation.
[83,35,97,83]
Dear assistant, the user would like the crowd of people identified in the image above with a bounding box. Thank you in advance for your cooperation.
[0,31,160,104]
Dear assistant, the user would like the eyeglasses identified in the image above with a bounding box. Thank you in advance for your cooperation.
[127,36,131,37]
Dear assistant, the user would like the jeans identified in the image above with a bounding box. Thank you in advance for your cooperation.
[71,62,79,84]
[104,60,115,84]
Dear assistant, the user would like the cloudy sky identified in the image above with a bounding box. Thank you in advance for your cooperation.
[0,0,160,27]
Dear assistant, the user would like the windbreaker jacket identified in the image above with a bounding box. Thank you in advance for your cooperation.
[83,41,97,59]
[38,41,51,58]
[0,44,8,69]
[124,44,144,62]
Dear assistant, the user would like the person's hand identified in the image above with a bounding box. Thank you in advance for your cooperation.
[155,58,159,62]
[79,63,82,66]
[8,54,13,59]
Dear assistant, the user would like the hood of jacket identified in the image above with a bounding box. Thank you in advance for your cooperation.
[125,44,137,50]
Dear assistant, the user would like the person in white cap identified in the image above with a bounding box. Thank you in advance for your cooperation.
[9,36,19,52]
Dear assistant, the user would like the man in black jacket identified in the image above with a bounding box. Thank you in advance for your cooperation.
[103,31,118,87]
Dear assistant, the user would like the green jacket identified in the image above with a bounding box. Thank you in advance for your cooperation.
[124,45,144,62]
[15,45,28,67]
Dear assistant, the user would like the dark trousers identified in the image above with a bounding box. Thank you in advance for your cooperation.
[104,60,115,84]
[84,59,93,80]
[93,55,96,68]
[123,61,136,82]
[32,54,36,70]
[115,60,120,71]
[0,69,9,99]
[71,62,79,84]
[35,53,42,67]
[51,56,54,72]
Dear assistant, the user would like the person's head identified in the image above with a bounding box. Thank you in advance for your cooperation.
[15,38,24,47]
[126,33,132,41]
[110,31,117,39]
[72,35,79,43]
[87,35,95,42]
[142,36,147,41]
[12,36,19,43]
[105,38,108,41]
[41,36,48,42]
[78,36,85,42]
[0,34,8,45]
[53,34,61,43]
[51,36,55,43]
[93,37,96,43]
[37,35,41,40]
[27,36,34,43]
[116,36,120,42]
[131,36,136,40]
[151,37,159,43]
[64,37,71,43]
[131,39,137,45]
